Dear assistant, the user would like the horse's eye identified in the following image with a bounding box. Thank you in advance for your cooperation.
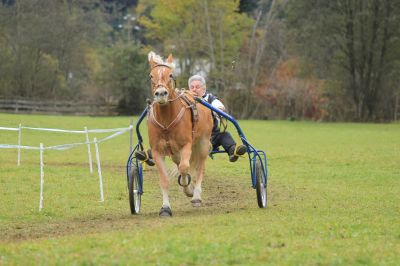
[169,74,173,79]
[149,75,155,84]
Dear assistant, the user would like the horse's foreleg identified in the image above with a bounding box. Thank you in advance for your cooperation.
[177,143,194,197]
[152,150,172,216]
[178,143,192,185]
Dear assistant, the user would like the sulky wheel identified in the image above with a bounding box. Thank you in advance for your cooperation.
[255,158,267,208]
[128,164,141,214]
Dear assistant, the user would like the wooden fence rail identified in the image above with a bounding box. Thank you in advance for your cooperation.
[0,98,117,115]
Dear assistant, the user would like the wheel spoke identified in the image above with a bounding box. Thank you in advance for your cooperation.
[128,164,142,214]
[255,158,267,208]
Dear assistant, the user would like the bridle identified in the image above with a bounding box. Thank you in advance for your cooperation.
[148,64,199,140]
[148,63,185,129]
[149,64,177,93]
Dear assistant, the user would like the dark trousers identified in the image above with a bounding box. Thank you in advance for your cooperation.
[211,131,236,154]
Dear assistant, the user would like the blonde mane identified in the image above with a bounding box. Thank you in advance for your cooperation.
[148,51,175,70]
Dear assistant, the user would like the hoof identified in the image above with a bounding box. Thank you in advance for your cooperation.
[191,199,202,207]
[183,185,194,198]
[159,206,172,217]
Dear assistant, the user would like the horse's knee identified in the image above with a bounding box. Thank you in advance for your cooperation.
[179,161,190,174]
[159,175,169,188]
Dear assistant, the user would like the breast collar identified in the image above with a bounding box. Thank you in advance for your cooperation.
[149,92,199,138]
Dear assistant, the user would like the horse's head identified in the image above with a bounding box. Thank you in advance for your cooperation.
[148,51,176,105]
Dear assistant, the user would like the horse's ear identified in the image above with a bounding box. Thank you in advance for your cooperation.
[167,54,174,64]
[148,51,157,68]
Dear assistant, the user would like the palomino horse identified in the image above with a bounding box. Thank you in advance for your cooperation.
[147,51,213,217]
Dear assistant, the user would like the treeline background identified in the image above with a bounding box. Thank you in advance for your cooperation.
[1,0,399,121]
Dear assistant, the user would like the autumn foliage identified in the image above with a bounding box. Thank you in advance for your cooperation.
[255,58,328,121]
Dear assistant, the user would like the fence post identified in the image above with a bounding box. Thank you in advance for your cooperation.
[17,123,22,166]
[39,143,44,211]
[129,119,134,155]
[94,137,104,202]
[84,127,93,175]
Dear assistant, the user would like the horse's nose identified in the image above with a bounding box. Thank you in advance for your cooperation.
[154,87,168,97]
[155,91,168,97]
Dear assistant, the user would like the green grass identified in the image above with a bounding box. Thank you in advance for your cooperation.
[0,113,399,265]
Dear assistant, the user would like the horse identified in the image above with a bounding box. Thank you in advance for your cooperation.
[146,51,213,217]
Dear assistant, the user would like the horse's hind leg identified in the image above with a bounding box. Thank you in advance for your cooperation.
[191,139,210,207]
[153,150,172,217]
[191,160,205,207]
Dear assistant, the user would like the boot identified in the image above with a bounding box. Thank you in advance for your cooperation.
[228,144,247,162]
[135,149,155,166]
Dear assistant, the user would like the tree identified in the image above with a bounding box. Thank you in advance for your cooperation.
[138,0,253,96]
[286,0,400,121]
[98,42,149,114]
[0,0,109,100]
[226,0,290,118]
[238,0,259,15]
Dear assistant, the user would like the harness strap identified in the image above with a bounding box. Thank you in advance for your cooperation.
[152,64,172,70]
[148,92,199,146]
[149,105,186,131]
[179,93,199,138]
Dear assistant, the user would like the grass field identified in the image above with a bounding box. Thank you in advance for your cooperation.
[0,113,399,265]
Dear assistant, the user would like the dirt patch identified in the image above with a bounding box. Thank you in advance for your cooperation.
[1,174,278,243]
[1,213,150,243]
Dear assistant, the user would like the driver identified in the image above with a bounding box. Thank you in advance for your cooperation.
[188,74,246,162]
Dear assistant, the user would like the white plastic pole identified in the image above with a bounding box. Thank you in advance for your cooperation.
[17,123,22,166]
[84,127,93,175]
[94,137,104,202]
[39,143,44,211]
[129,119,133,154]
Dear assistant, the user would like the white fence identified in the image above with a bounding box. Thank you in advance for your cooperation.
[0,121,134,211]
